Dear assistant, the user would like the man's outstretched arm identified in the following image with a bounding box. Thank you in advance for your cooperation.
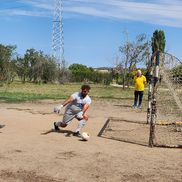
[54,96,74,113]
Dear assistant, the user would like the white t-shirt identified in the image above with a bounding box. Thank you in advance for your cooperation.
[71,92,91,109]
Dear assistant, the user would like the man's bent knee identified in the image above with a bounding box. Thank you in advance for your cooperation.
[83,114,88,120]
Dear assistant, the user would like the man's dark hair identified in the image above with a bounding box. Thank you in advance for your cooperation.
[81,84,91,90]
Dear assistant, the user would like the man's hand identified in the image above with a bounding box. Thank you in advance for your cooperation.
[54,104,63,113]
[76,111,84,119]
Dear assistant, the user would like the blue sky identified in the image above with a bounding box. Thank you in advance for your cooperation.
[0,0,182,68]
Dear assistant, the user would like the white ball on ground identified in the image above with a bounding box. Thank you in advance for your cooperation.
[81,132,90,141]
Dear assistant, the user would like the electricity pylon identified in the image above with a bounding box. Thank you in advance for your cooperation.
[52,0,65,69]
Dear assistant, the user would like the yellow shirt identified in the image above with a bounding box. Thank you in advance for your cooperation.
[134,75,146,91]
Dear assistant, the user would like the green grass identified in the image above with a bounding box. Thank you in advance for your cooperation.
[0,81,139,103]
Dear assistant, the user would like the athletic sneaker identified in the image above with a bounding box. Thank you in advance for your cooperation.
[137,105,142,109]
[54,122,60,131]
[73,131,81,137]
[132,105,136,109]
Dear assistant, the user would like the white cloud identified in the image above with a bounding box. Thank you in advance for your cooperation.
[19,0,53,10]
[1,0,182,27]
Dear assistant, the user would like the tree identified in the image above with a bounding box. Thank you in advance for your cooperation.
[68,64,90,82]
[119,33,150,88]
[24,49,44,83]
[151,30,166,53]
[151,30,166,84]
[0,44,17,84]
[41,55,58,83]
[16,56,30,83]
[171,64,182,84]
[16,49,58,83]
[68,63,113,84]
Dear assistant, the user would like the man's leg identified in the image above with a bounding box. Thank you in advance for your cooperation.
[54,121,67,131]
[73,114,88,136]
[54,114,75,130]
[74,120,86,133]
[54,107,76,131]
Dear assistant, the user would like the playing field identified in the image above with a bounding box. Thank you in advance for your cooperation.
[0,99,181,182]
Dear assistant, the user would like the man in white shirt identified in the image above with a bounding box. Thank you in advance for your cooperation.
[53,84,91,136]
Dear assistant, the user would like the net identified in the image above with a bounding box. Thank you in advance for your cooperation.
[98,117,149,147]
[151,52,182,148]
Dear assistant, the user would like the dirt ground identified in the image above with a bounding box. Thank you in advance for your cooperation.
[0,99,181,182]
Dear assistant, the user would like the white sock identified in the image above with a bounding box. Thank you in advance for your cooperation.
[75,120,86,133]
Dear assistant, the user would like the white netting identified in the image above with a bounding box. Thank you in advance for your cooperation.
[157,52,182,123]
[153,52,182,148]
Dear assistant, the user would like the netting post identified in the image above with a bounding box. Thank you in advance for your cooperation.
[147,56,153,124]
[149,51,160,147]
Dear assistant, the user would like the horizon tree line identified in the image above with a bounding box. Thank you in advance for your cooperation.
[1,29,179,87]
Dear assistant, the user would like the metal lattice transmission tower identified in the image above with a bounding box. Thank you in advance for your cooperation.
[52,0,65,68]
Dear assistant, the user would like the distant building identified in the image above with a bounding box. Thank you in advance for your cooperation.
[94,67,112,73]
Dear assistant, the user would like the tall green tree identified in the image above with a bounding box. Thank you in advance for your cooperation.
[119,33,150,88]
[16,56,30,83]
[151,30,166,53]
[68,63,113,84]
[0,44,16,84]
[68,64,90,82]
[16,49,58,83]
[42,56,58,83]
[24,49,43,83]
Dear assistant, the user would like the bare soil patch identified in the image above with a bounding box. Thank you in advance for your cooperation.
[0,100,181,182]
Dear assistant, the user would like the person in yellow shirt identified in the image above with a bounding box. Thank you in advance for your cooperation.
[133,70,146,109]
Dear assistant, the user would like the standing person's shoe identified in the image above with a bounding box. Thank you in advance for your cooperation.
[73,131,81,137]
[132,105,136,109]
[54,122,60,131]
[137,105,142,109]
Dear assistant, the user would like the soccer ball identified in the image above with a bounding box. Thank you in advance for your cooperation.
[81,132,90,141]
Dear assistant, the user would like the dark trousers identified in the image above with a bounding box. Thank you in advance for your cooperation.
[134,91,144,106]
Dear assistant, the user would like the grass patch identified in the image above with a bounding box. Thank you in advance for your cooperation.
[0,92,66,103]
[0,81,146,103]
